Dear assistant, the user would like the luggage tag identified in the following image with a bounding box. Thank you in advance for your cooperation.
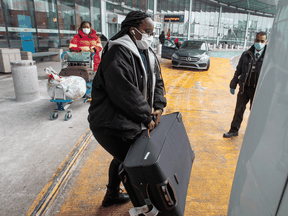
[129,205,159,216]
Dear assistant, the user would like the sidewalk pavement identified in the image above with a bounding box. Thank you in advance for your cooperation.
[0,61,93,215]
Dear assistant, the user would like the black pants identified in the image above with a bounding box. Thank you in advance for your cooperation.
[230,86,256,133]
[93,132,138,190]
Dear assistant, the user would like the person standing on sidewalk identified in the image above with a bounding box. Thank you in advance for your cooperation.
[88,11,167,207]
[159,31,165,45]
[223,32,268,138]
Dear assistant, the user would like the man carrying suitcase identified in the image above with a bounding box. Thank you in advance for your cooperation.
[88,11,167,207]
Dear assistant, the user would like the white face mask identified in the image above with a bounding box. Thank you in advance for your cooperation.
[133,28,153,50]
[82,28,90,35]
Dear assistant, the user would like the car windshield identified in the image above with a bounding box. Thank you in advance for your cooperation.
[180,41,206,50]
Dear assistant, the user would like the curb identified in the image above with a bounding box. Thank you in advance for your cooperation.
[25,129,93,216]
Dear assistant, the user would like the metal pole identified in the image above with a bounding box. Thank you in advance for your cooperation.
[154,0,157,21]
[216,5,222,46]
[187,0,193,40]
[244,12,250,50]
[90,0,93,29]
[100,0,107,37]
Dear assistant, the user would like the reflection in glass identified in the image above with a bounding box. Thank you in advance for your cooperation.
[181,41,206,50]
[0,2,8,48]
[91,0,101,33]
[57,0,76,31]
[57,0,76,47]
[2,0,38,52]
[34,0,58,29]
[2,0,36,28]
[0,31,9,48]
[75,0,90,29]
[35,0,59,51]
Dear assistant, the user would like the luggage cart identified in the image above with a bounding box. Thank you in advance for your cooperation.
[60,51,95,103]
[48,52,95,121]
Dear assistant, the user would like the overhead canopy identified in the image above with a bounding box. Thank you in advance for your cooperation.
[209,0,278,16]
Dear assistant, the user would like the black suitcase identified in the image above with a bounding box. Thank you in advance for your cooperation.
[119,112,195,216]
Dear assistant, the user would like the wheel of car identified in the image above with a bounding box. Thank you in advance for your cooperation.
[204,60,210,71]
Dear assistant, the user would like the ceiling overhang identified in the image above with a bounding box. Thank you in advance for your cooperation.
[208,0,278,16]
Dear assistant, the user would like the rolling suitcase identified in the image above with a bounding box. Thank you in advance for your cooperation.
[119,112,195,216]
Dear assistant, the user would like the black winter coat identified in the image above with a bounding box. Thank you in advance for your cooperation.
[230,45,267,93]
[88,44,167,139]
[159,33,165,45]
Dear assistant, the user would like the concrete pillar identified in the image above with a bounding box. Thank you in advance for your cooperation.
[225,44,228,49]
[0,48,21,73]
[187,0,193,40]
[153,0,157,21]
[213,44,216,49]
[101,0,107,37]
[11,60,40,102]
[48,48,63,62]
[216,5,222,46]
[244,12,250,50]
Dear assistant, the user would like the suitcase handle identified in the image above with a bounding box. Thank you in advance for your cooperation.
[157,178,177,210]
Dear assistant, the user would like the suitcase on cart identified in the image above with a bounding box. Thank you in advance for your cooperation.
[59,66,95,82]
[119,112,195,216]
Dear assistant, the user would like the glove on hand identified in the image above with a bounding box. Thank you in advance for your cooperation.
[230,88,235,95]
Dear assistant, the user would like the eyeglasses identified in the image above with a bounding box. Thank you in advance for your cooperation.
[146,31,156,37]
[137,28,156,37]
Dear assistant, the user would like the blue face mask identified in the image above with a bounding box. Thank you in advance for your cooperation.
[254,42,265,51]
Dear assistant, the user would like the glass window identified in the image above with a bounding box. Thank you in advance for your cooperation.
[140,0,147,11]
[2,0,38,52]
[57,0,76,47]
[91,0,101,33]
[34,0,59,51]
[106,1,114,12]
[163,39,175,48]
[136,0,141,9]
[179,0,185,11]
[180,41,206,50]
[75,0,90,29]
[173,0,179,12]
[148,0,153,11]
[0,1,8,48]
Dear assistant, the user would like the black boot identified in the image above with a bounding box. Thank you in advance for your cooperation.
[102,186,130,207]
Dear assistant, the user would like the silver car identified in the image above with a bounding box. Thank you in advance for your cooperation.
[162,40,211,71]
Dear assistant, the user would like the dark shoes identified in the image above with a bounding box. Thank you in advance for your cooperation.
[102,187,130,207]
[223,131,238,138]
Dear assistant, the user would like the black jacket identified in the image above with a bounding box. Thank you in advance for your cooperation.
[230,45,267,93]
[159,33,165,44]
[88,36,166,139]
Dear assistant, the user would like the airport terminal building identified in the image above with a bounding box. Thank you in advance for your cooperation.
[0,0,276,53]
